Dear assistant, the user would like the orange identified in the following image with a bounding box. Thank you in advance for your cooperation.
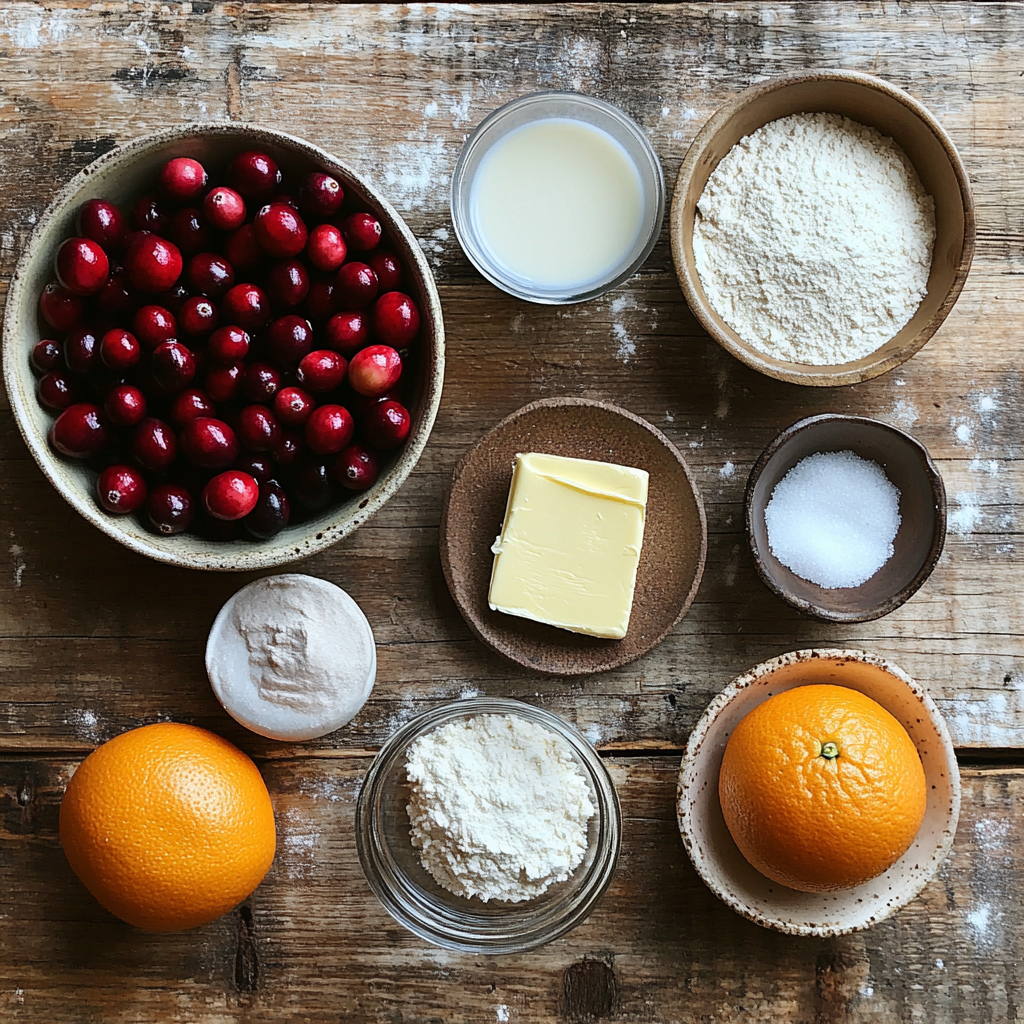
[59,722,276,931]
[718,684,926,892]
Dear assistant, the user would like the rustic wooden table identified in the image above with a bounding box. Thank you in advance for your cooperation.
[2,3,1022,1021]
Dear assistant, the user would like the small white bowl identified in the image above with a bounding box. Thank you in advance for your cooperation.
[677,649,960,937]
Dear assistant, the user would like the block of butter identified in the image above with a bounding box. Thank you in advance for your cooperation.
[488,452,649,639]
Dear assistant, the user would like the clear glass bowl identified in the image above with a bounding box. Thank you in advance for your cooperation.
[355,697,622,953]
[450,91,665,304]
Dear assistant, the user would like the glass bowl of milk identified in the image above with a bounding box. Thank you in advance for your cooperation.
[451,92,665,304]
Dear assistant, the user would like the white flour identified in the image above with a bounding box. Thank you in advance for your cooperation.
[693,112,935,365]
[405,714,595,903]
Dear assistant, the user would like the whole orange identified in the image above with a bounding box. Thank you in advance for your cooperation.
[718,684,926,892]
[59,722,276,931]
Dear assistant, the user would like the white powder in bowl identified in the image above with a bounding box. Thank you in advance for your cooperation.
[693,112,936,365]
[405,714,596,903]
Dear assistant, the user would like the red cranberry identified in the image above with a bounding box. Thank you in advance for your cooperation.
[307,224,347,272]
[297,349,347,393]
[151,341,196,392]
[96,267,137,316]
[305,404,354,455]
[348,344,401,397]
[205,363,243,403]
[132,305,177,349]
[274,386,316,427]
[272,431,302,467]
[100,328,141,372]
[363,399,411,450]
[253,203,308,258]
[171,207,213,254]
[220,283,271,331]
[203,470,259,520]
[124,233,183,293]
[372,291,420,347]
[303,278,338,323]
[97,464,148,514]
[324,311,368,357]
[31,339,63,374]
[169,388,215,427]
[207,325,250,364]
[275,193,300,210]
[342,212,382,253]
[39,283,84,332]
[38,371,78,411]
[241,362,281,403]
[64,328,99,374]
[104,383,147,426]
[244,481,291,539]
[266,314,314,367]
[131,193,173,235]
[131,417,177,472]
[367,250,402,291]
[50,402,109,457]
[265,259,310,308]
[289,459,333,512]
[334,443,379,491]
[55,237,109,296]
[236,404,281,451]
[224,224,265,274]
[181,416,239,469]
[187,252,235,297]
[178,295,218,337]
[227,151,281,199]
[147,483,195,534]
[300,172,344,217]
[159,157,208,203]
[77,199,128,254]
[234,453,274,485]
[203,186,246,231]
[154,281,189,315]
[335,262,378,309]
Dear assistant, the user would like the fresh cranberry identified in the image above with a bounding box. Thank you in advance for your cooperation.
[39,283,84,332]
[300,172,344,217]
[266,314,314,367]
[168,388,213,427]
[97,464,148,514]
[64,328,99,374]
[348,344,401,397]
[372,291,420,347]
[227,151,281,199]
[49,403,109,458]
[307,224,347,272]
[188,252,235,297]
[159,157,208,203]
[334,442,379,491]
[236,404,281,451]
[207,325,249,364]
[321,311,364,357]
[303,278,338,323]
[131,417,177,472]
[132,305,177,349]
[297,349,347,393]
[265,259,310,308]
[274,386,316,427]
[147,483,195,534]
[151,341,196,392]
[234,453,274,485]
[335,262,378,309]
[178,295,218,337]
[100,328,141,372]
[205,363,243,403]
[272,430,302,467]
[203,186,246,231]
[304,404,354,455]
[181,417,239,469]
[363,399,411,450]
[171,207,213,254]
[367,250,402,291]
[31,340,63,374]
[38,371,78,411]
[77,199,128,254]
[96,267,137,316]
[124,233,182,293]
[274,193,300,210]
[154,281,189,314]
[241,362,281,403]
[220,283,271,331]
[244,481,290,539]
[104,383,147,426]
[253,203,308,258]
[224,224,265,274]
[290,459,333,512]
[130,193,173,236]
[55,237,109,296]
[342,212,382,252]
[203,470,259,520]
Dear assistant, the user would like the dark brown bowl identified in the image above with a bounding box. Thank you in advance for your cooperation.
[745,415,946,622]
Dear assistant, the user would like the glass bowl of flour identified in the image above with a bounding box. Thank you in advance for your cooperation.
[355,697,621,953]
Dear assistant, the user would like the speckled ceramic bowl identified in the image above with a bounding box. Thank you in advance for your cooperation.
[3,123,445,571]
[677,649,960,937]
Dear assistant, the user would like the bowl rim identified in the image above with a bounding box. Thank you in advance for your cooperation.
[669,68,977,386]
[744,413,947,622]
[2,121,445,571]
[676,647,962,937]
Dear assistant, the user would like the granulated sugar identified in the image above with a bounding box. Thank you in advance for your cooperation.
[764,451,901,588]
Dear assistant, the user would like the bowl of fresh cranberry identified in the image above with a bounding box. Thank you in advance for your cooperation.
[3,124,444,570]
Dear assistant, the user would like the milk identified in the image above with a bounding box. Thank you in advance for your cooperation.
[470,118,644,292]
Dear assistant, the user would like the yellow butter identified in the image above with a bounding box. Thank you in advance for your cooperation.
[487,452,649,639]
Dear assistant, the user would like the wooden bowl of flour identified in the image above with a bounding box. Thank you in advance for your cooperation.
[670,69,975,386]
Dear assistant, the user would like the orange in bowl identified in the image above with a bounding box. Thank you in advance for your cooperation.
[59,722,276,931]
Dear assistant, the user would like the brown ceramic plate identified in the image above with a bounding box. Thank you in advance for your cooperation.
[440,398,707,675]
[745,415,946,622]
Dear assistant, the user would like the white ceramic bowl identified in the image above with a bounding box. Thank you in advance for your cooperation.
[677,649,960,937]
[3,123,445,571]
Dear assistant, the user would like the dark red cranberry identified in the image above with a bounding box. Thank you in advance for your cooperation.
[203,186,246,231]
[274,193,300,210]
[147,483,195,534]
[97,464,148,514]
[100,328,141,372]
[124,233,183,293]
[363,399,411,450]
[203,470,259,521]
[151,341,196,392]
[130,193,173,236]
[300,172,344,217]
[224,223,265,274]
[178,295,218,337]
[367,250,402,292]
[188,252,235,297]
[321,311,365,357]
[305,404,354,455]
[307,224,347,272]
[131,417,177,472]
[253,203,308,258]
[132,305,177,349]
[169,388,215,427]
[159,157,208,203]
[334,443,379,491]
[335,262,378,309]
[171,207,213,254]
[263,315,312,367]
[265,259,310,308]
[234,453,274,485]
[77,199,128,254]
[39,283,84,332]
[64,328,99,375]
[205,363,243,403]
[274,386,316,427]
[96,267,137,317]
[49,403,109,458]
[55,237,109,296]
[290,459,333,512]
[104,383,147,426]
[236,404,281,451]
[220,283,271,331]
[303,278,338,323]
[38,371,78,411]
[348,344,401,397]
[207,325,249,365]
[241,362,281,403]
[181,417,239,469]
[244,481,291,539]
[342,212,382,252]
[153,280,189,315]
[372,291,420,347]
[297,349,347,393]
[31,339,63,374]
[227,151,281,199]
[272,430,302,467]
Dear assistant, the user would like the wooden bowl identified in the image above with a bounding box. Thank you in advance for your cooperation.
[745,414,946,622]
[670,69,975,386]
[2,123,445,571]
[439,398,707,675]
[677,649,961,937]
